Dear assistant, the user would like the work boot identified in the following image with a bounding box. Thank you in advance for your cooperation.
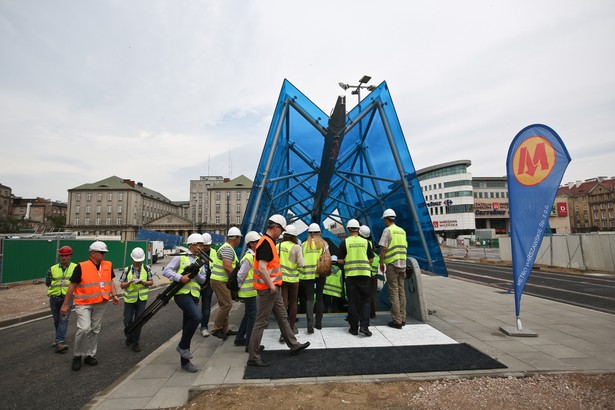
[387,321,402,329]
[278,334,285,344]
[360,327,372,337]
[132,343,142,352]
[83,356,98,366]
[71,356,82,371]
[307,325,314,334]
[349,327,359,335]
[55,342,68,353]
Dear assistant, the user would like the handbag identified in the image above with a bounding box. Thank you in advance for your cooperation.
[316,245,332,276]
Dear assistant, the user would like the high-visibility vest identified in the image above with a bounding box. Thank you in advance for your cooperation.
[73,260,113,305]
[48,262,77,297]
[123,265,150,303]
[210,242,238,283]
[383,225,408,264]
[300,240,323,281]
[323,266,343,298]
[175,255,201,297]
[278,241,299,283]
[371,254,380,277]
[343,236,371,277]
[253,235,282,290]
[237,252,257,298]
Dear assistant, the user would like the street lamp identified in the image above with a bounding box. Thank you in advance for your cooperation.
[338,75,378,106]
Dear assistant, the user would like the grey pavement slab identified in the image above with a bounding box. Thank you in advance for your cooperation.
[87,274,615,409]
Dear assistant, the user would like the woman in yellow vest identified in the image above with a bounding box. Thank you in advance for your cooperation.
[277,224,304,340]
[360,225,380,319]
[119,247,153,353]
[300,223,329,333]
[162,233,208,373]
[46,245,77,353]
[233,231,261,351]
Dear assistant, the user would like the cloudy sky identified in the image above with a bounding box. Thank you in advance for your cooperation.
[1,0,613,202]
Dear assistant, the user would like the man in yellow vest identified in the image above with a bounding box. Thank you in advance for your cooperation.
[323,255,343,313]
[248,214,310,367]
[46,245,77,353]
[338,219,374,336]
[233,231,261,351]
[378,209,408,329]
[277,224,304,340]
[163,233,208,373]
[360,225,380,319]
[61,241,119,371]
[210,227,242,340]
[120,247,153,352]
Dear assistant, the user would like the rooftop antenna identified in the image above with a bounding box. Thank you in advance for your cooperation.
[228,147,232,177]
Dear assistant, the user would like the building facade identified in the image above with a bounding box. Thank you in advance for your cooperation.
[558,177,615,233]
[189,176,225,230]
[0,183,12,218]
[66,176,181,241]
[10,197,67,232]
[205,175,253,235]
[417,160,476,238]
[472,176,510,234]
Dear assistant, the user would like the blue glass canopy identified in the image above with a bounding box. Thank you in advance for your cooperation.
[242,79,448,276]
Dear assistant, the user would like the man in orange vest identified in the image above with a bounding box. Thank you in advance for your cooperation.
[247,214,310,367]
[61,241,119,371]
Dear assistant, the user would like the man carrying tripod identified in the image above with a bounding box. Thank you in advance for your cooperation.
[162,233,209,373]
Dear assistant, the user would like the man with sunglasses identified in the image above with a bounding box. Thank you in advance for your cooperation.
[61,241,119,371]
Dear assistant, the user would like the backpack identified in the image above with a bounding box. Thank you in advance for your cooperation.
[316,244,332,276]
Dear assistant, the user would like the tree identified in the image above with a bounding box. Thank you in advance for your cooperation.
[47,214,66,229]
[0,216,22,233]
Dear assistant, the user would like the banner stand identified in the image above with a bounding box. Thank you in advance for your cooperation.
[499,317,537,337]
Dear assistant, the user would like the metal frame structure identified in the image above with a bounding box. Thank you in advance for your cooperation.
[241,79,448,276]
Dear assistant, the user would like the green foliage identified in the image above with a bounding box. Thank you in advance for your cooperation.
[47,214,66,229]
[0,216,22,233]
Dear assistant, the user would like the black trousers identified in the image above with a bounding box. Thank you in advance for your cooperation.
[346,275,371,328]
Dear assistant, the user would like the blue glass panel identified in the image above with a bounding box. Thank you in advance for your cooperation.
[242,80,448,276]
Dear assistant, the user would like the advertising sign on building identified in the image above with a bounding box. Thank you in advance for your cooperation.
[557,202,568,217]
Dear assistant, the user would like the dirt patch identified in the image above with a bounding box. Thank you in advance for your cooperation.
[168,373,615,410]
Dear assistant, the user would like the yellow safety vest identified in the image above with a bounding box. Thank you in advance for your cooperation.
[278,241,299,283]
[175,255,201,297]
[383,225,408,264]
[343,236,371,277]
[210,243,238,283]
[237,252,257,298]
[48,263,77,297]
[300,241,322,280]
[123,265,150,303]
[323,266,343,297]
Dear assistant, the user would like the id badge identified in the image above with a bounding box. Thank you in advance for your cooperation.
[100,281,105,288]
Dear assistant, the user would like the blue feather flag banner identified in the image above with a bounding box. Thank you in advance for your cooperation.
[506,124,571,317]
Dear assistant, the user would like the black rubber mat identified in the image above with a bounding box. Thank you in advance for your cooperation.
[244,343,506,379]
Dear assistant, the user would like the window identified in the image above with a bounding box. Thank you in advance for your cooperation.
[95,217,101,225]
[434,207,439,215]
[215,204,220,213]
[76,193,81,202]
[575,206,579,211]
[236,204,241,213]
[107,205,112,213]
[439,193,443,199]
[216,192,221,200]
[429,208,433,215]
[117,205,122,213]
[118,193,123,201]
[97,193,102,201]
[440,206,444,214]
[75,205,80,214]
[117,217,122,225]
[106,217,111,225]
[86,193,91,201]
[86,205,91,214]
[236,192,241,201]
[96,205,101,213]
[215,216,220,224]
[583,205,588,211]
[108,193,113,201]
[236,216,241,224]
[85,217,90,225]
[74,218,79,226]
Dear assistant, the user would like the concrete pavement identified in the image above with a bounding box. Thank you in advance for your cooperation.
[83,273,615,409]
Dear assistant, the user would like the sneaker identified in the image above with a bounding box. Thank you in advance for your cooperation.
[176,345,193,360]
[71,356,82,371]
[349,327,359,335]
[83,356,98,366]
[290,341,310,355]
[55,342,68,353]
[387,321,402,329]
[201,328,210,337]
[247,359,271,367]
[360,327,372,337]
[181,362,198,373]
[132,343,142,352]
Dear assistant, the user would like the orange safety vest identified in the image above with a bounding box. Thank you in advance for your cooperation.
[253,235,282,290]
[73,260,113,305]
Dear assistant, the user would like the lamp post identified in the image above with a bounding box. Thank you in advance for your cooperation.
[338,75,377,106]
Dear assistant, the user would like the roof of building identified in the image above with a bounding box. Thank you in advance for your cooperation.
[208,175,253,190]
[416,160,472,178]
[69,176,172,203]
[557,177,615,196]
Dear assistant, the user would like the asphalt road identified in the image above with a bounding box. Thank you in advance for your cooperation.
[445,259,615,314]
[0,288,189,410]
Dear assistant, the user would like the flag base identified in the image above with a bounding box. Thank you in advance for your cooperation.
[499,325,538,337]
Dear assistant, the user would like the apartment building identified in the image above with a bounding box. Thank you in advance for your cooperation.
[558,177,615,233]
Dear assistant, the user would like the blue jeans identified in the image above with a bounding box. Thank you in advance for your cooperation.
[174,294,201,365]
[123,299,147,344]
[50,295,72,344]
[235,296,256,345]
[200,285,213,329]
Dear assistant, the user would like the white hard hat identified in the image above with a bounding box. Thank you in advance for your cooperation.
[228,227,243,237]
[359,225,371,238]
[245,231,261,243]
[308,223,321,233]
[187,233,204,245]
[346,219,360,230]
[201,233,212,245]
[284,224,297,236]
[130,247,145,262]
[382,208,396,219]
[89,241,108,252]
[268,214,287,229]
